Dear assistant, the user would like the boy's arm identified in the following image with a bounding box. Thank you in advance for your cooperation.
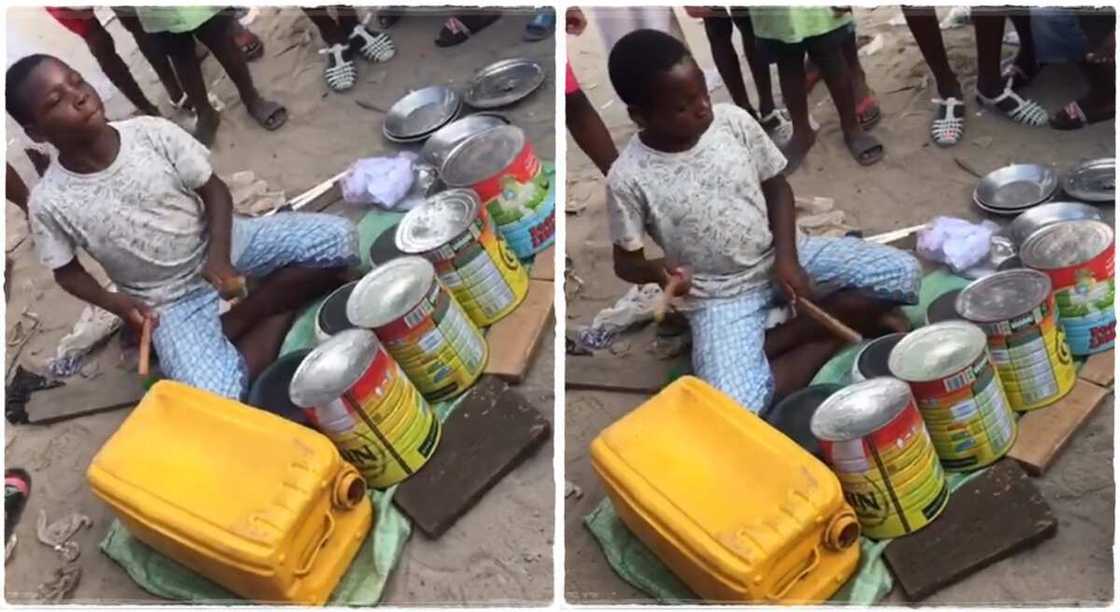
[194,175,239,295]
[613,246,671,287]
[53,258,157,332]
[762,174,811,300]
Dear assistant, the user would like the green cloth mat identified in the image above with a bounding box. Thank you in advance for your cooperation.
[585,269,987,604]
[100,209,463,606]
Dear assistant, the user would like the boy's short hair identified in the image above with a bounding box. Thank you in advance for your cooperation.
[6,54,55,126]
[608,29,691,109]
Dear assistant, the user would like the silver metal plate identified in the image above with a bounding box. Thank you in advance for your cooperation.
[396,189,480,253]
[810,377,913,441]
[888,321,987,383]
[347,257,435,329]
[974,164,1059,211]
[1063,158,1115,203]
[1020,219,1114,269]
[1006,201,1103,246]
[289,328,378,408]
[957,269,1051,323]
[420,113,509,167]
[384,85,463,139]
[464,58,546,109]
[439,125,525,187]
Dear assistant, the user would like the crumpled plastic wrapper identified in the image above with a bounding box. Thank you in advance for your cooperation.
[48,299,121,378]
[341,152,418,210]
[917,216,1000,273]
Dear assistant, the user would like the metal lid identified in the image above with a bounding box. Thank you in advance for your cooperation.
[347,256,435,328]
[857,332,907,380]
[289,329,379,408]
[396,189,481,253]
[316,281,359,336]
[1020,220,1114,269]
[956,269,1051,323]
[464,58,546,109]
[888,321,987,382]
[926,289,963,325]
[439,125,525,187]
[1063,157,1115,203]
[810,377,913,441]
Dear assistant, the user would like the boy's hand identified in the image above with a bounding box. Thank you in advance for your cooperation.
[663,265,692,299]
[203,259,245,301]
[109,294,159,335]
[566,7,587,35]
[774,258,811,303]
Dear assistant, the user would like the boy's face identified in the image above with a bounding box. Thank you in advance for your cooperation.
[18,58,107,144]
[633,57,713,145]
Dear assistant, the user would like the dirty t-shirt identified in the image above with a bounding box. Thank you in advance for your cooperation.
[29,116,214,307]
[606,103,789,303]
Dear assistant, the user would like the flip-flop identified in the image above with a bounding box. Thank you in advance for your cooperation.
[249,99,287,131]
[976,78,1048,127]
[930,97,965,146]
[1051,99,1115,130]
[436,15,500,48]
[320,44,357,92]
[5,469,30,542]
[233,27,263,62]
[856,95,881,131]
[524,10,555,41]
[349,14,396,63]
[845,131,884,166]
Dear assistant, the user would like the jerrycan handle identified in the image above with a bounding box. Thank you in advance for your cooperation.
[295,512,336,577]
[766,545,820,602]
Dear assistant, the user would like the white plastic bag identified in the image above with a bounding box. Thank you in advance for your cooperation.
[341,153,416,209]
[917,216,1000,273]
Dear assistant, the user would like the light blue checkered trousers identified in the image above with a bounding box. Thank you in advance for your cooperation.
[151,213,358,400]
[687,236,921,413]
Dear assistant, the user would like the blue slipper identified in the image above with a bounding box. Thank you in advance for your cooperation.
[524,10,555,41]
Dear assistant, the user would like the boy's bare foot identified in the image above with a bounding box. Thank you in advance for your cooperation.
[780,129,816,175]
[194,112,221,146]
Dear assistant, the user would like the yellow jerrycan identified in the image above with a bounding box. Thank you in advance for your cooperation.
[590,376,861,604]
[87,381,373,605]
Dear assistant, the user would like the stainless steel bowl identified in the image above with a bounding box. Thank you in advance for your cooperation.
[1063,157,1115,203]
[1005,201,1103,245]
[384,85,463,139]
[419,113,509,166]
[974,164,1059,211]
[464,58,546,109]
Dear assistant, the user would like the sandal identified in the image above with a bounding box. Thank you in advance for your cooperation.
[436,15,500,48]
[1001,58,1039,90]
[320,44,358,92]
[248,99,287,131]
[930,97,966,146]
[976,78,1048,127]
[524,10,555,42]
[845,131,884,166]
[759,109,786,132]
[1051,99,1115,130]
[856,95,881,131]
[349,14,396,63]
[5,469,30,542]
[233,27,264,62]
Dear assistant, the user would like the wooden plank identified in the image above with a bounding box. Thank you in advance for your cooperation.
[26,369,147,424]
[530,245,555,281]
[884,460,1057,601]
[1079,349,1115,388]
[484,280,553,384]
[394,376,550,538]
[1007,379,1111,476]
[566,353,689,395]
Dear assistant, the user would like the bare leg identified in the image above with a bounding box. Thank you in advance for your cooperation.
[703,12,756,117]
[566,90,618,176]
[763,290,905,359]
[6,163,29,214]
[158,30,221,144]
[840,27,872,103]
[335,5,362,33]
[83,19,160,116]
[221,266,348,342]
[972,9,1008,99]
[114,9,184,105]
[774,47,816,170]
[733,13,776,118]
[806,32,860,140]
[193,12,286,130]
[903,6,963,99]
[771,337,844,403]
[303,6,347,46]
[236,310,297,380]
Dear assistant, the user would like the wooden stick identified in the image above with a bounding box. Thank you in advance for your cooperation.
[796,297,864,344]
[866,224,928,244]
[138,318,153,377]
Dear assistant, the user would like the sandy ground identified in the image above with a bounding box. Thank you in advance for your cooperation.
[565,7,1114,605]
[4,7,555,605]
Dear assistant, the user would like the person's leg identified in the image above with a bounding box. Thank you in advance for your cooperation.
[151,289,250,400]
[344,6,396,62]
[732,13,776,119]
[771,40,815,172]
[840,24,880,130]
[303,6,347,45]
[232,310,297,380]
[703,12,757,117]
[806,28,883,165]
[903,6,963,99]
[768,336,845,403]
[974,9,1048,126]
[687,291,775,413]
[335,5,362,32]
[566,89,618,176]
[82,18,161,116]
[1005,9,1040,85]
[113,9,185,107]
[6,164,29,215]
[193,11,287,130]
[156,29,221,144]
[1053,11,1116,128]
[304,7,359,91]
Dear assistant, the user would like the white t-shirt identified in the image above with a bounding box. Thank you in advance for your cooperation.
[606,103,790,303]
[28,116,214,306]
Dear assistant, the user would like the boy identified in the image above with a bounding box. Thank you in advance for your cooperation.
[6,54,358,400]
[605,30,920,413]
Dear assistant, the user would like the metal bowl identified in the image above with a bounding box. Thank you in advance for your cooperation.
[1063,158,1115,203]
[1005,201,1103,245]
[384,85,463,139]
[464,58,546,109]
[974,163,1059,211]
[419,113,509,166]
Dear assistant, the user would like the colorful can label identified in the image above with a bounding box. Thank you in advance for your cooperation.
[1044,244,1116,356]
[304,345,440,489]
[471,139,542,204]
[426,205,529,326]
[372,276,487,402]
[819,398,948,540]
[906,349,1017,471]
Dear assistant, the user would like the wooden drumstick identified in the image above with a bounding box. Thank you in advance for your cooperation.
[138,317,153,377]
[795,296,863,345]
